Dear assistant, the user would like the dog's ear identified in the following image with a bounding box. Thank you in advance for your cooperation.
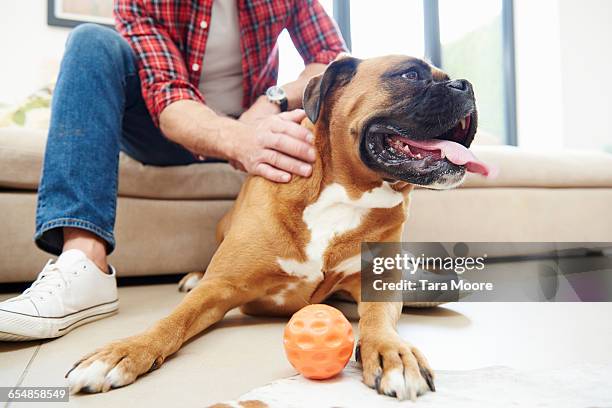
[303,56,361,124]
[303,74,323,123]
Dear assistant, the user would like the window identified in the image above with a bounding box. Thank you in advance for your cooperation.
[438,0,506,144]
[277,0,516,145]
[350,1,424,59]
[277,0,334,85]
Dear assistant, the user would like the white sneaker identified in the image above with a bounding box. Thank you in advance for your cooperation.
[0,249,118,341]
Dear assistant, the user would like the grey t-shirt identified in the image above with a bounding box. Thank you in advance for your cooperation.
[198,0,244,117]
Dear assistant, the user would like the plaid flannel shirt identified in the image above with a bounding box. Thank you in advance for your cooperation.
[114,0,347,125]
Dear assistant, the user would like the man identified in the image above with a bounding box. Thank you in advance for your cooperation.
[0,0,346,341]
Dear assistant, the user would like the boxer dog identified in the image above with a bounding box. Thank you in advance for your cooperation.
[66,54,491,401]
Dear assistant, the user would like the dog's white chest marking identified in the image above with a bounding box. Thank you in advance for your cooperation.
[271,282,299,305]
[277,182,404,282]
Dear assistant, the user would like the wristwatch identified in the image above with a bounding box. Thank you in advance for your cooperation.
[265,86,288,112]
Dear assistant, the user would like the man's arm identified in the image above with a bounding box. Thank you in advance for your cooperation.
[158,101,240,161]
[232,0,348,177]
[159,100,315,183]
[239,63,327,124]
[245,0,347,120]
[159,61,330,182]
[239,0,347,122]
[116,0,345,183]
[160,63,327,181]
[284,63,329,111]
[161,61,328,179]
[287,0,348,73]
[114,0,205,126]
[115,0,315,182]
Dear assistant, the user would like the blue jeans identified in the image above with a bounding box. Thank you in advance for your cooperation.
[35,24,204,255]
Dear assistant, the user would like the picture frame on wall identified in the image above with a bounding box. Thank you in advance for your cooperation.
[47,0,114,29]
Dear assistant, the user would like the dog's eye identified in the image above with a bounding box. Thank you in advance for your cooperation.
[401,69,419,81]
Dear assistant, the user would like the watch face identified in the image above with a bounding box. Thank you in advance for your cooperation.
[266,86,286,101]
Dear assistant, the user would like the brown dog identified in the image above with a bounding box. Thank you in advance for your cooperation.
[66,54,491,401]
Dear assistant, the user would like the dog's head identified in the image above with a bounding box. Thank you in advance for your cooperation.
[304,54,492,189]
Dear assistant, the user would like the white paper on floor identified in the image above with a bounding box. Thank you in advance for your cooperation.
[221,362,612,408]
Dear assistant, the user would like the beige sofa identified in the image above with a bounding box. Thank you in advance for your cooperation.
[2,128,612,283]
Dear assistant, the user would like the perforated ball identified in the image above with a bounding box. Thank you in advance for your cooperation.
[283,304,355,380]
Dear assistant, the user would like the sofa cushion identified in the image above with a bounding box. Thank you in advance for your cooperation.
[4,188,612,282]
[3,191,235,282]
[462,146,612,188]
[0,128,247,199]
[2,128,612,199]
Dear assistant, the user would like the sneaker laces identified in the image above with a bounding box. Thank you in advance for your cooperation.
[21,260,79,300]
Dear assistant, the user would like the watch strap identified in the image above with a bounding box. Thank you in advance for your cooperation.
[279,97,288,112]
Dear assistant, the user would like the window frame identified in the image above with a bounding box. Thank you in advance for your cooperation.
[331,0,517,145]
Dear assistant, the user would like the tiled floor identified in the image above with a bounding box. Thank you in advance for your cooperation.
[2,283,612,407]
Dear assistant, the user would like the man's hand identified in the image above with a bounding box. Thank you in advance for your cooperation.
[159,62,329,183]
[232,109,316,183]
[238,95,281,125]
[159,100,316,183]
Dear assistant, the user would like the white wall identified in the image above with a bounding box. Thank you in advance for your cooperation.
[0,0,70,105]
[514,0,564,150]
[557,0,612,151]
[514,0,612,152]
[1,0,611,152]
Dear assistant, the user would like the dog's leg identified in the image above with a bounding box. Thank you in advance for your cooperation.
[177,271,204,292]
[66,251,277,393]
[177,201,237,293]
[346,281,435,401]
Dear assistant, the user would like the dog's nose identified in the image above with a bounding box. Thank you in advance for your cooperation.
[447,79,469,92]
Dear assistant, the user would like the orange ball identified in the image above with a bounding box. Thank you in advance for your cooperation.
[283,304,355,380]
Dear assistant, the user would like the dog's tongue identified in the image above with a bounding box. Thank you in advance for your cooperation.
[406,139,494,177]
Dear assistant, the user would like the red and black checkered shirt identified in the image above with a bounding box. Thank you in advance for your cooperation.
[114,0,347,125]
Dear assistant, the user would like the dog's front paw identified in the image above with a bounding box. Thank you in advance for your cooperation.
[178,271,204,292]
[66,336,164,393]
[356,336,435,401]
